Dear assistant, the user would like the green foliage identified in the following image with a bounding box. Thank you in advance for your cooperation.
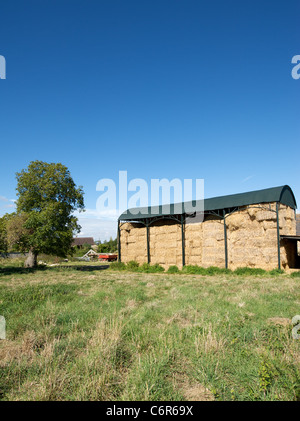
[126,261,140,271]
[109,260,297,278]
[6,213,30,252]
[181,265,198,274]
[181,265,207,275]
[11,160,84,263]
[258,359,275,396]
[97,238,117,253]
[138,263,165,273]
[290,271,300,278]
[167,265,180,274]
[234,267,267,276]
[0,216,8,253]
[109,261,164,273]
[268,268,284,276]
[181,265,231,275]
[205,266,232,275]
[71,243,92,257]
[109,261,126,271]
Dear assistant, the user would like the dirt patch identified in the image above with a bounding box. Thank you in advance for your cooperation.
[268,317,291,326]
[0,331,36,366]
[126,299,137,309]
[78,290,89,296]
[173,371,214,401]
[182,384,215,401]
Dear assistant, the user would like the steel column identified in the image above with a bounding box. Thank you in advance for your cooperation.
[117,221,121,262]
[276,202,281,269]
[223,211,228,269]
[146,219,150,264]
[181,214,185,267]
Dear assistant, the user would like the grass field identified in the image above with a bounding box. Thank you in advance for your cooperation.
[0,260,299,401]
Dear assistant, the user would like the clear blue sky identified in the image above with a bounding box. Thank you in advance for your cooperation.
[0,0,299,240]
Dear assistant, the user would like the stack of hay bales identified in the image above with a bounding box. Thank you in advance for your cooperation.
[119,203,297,270]
[201,217,225,267]
[120,222,147,264]
[149,220,182,269]
[185,222,203,266]
[226,203,296,270]
[226,205,276,269]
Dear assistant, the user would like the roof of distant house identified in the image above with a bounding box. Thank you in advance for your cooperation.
[72,237,95,246]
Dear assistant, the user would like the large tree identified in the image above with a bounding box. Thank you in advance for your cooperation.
[12,161,84,267]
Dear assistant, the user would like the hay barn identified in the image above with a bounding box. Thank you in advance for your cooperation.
[118,185,299,270]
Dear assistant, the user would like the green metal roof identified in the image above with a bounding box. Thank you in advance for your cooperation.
[118,185,297,221]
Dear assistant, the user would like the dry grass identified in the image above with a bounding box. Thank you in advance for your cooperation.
[0,263,299,401]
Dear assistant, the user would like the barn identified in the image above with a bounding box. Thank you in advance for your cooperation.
[117,185,299,270]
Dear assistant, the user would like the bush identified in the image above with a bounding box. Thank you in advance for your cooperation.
[268,268,284,276]
[290,271,300,278]
[126,260,140,271]
[138,263,165,273]
[181,265,206,275]
[181,265,231,275]
[167,265,180,274]
[234,267,266,276]
[109,261,126,271]
[205,266,232,275]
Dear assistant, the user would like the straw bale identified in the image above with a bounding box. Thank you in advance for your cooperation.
[255,210,277,222]
[187,256,201,265]
[262,220,276,230]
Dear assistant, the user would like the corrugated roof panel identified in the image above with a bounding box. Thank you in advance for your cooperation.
[118,185,297,221]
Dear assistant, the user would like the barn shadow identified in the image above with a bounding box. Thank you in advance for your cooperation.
[0,264,110,276]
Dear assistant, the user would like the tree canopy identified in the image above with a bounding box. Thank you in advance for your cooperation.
[11,160,84,267]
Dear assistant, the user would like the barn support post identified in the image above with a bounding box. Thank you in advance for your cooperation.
[276,202,281,269]
[146,219,150,264]
[223,211,228,269]
[117,221,121,262]
[181,214,185,267]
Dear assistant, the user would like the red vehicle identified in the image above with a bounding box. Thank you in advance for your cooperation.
[98,253,118,262]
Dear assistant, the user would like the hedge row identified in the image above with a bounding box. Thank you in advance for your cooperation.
[109,261,288,276]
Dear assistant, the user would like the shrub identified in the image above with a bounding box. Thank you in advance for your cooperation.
[151,263,165,273]
[290,271,300,278]
[268,268,284,276]
[167,265,180,274]
[109,261,126,271]
[126,260,140,271]
[234,267,266,276]
[138,263,165,273]
[181,265,231,275]
[181,265,206,275]
[205,266,232,275]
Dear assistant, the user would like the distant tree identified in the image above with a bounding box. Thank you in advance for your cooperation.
[10,161,84,268]
[0,215,8,253]
[97,237,117,253]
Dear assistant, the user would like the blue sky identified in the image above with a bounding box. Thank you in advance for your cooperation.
[0,0,299,240]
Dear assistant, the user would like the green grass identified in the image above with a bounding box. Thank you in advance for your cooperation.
[109,261,292,278]
[0,259,299,401]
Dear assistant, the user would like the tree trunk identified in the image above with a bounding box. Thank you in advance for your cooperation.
[24,249,38,268]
